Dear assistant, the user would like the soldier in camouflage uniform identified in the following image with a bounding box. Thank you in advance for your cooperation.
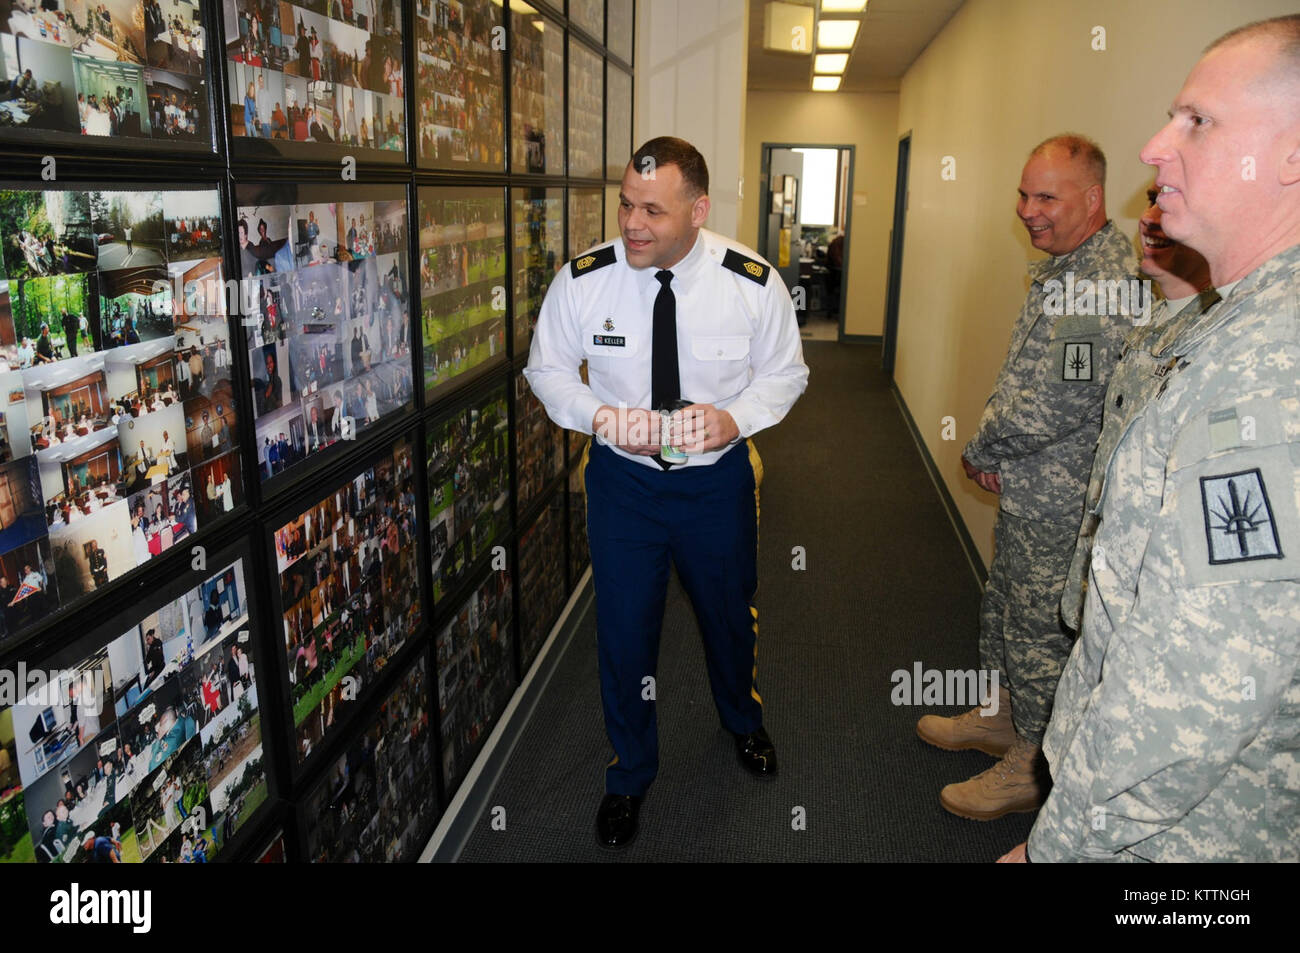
[1008,16,1300,862]
[917,135,1136,820]
[1060,186,1215,632]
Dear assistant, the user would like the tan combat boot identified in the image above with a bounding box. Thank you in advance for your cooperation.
[915,686,1014,757]
[939,735,1046,821]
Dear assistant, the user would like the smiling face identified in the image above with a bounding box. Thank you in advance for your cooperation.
[1016,150,1104,256]
[617,162,710,270]
[1139,35,1300,281]
[1139,185,1210,295]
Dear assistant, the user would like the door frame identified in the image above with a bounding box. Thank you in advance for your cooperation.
[758,142,856,341]
[881,132,911,375]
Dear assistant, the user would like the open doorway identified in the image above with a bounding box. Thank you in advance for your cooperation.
[758,143,854,342]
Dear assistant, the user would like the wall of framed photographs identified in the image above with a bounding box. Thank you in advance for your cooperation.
[0,0,633,863]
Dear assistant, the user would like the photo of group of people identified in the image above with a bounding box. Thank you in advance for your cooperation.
[223,0,405,155]
[0,555,267,864]
[606,0,632,64]
[414,0,502,169]
[511,188,562,350]
[568,456,589,583]
[606,64,632,179]
[418,188,506,397]
[0,0,210,148]
[568,188,603,261]
[514,369,563,515]
[274,437,421,764]
[509,3,562,174]
[235,185,412,484]
[0,186,241,646]
[569,0,602,41]
[426,383,507,605]
[568,39,602,179]
[436,566,511,798]
[517,493,564,675]
[302,653,433,862]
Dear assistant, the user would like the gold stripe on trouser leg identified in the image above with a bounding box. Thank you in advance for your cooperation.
[586,439,616,766]
[580,437,591,496]
[746,439,763,707]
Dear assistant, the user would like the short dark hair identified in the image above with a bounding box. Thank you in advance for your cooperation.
[1029,133,1107,189]
[630,137,709,199]
[1208,14,1300,57]
[1207,15,1300,86]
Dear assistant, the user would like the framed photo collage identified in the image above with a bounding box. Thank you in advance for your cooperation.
[0,0,634,863]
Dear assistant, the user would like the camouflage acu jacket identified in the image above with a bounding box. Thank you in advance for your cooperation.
[1060,290,1223,630]
[964,221,1137,524]
[1030,242,1300,862]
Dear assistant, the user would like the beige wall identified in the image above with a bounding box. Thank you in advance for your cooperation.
[894,0,1299,567]
[742,91,900,337]
[634,0,749,239]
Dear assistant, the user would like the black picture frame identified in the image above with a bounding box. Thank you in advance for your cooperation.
[413,0,505,171]
[0,0,218,156]
[232,179,414,494]
[417,184,507,402]
[221,0,409,165]
[0,536,271,865]
[0,180,243,652]
[508,3,564,175]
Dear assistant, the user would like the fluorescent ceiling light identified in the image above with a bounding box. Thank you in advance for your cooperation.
[814,53,849,73]
[821,0,867,11]
[817,19,859,49]
[812,75,842,91]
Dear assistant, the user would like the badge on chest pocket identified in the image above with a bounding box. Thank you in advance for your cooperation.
[585,332,638,358]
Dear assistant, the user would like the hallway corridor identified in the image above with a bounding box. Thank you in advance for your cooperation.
[458,341,1036,862]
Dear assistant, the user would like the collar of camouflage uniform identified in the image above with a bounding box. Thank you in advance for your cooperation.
[1153,241,1300,359]
[1027,219,1126,284]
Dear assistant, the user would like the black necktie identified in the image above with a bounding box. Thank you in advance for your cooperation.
[651,270,678,410]
[651,270,679,470]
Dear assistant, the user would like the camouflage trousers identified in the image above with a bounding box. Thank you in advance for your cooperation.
[978,509,1076,745]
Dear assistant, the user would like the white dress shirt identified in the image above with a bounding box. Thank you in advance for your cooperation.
[524,228,808,469]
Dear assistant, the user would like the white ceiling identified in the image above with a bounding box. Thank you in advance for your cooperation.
[748,0,966,93]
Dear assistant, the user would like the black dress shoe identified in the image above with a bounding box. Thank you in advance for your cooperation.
[734,727,778,778]
[595,794,641,849]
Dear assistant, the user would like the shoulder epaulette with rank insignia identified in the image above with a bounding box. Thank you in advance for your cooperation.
[722,248,769,285]
[570,245,617,278]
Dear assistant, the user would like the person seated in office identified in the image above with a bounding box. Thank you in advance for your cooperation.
[2,68,34,102]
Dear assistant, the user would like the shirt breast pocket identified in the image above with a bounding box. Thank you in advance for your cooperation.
[582,332,640,388]
[691,334,752,394]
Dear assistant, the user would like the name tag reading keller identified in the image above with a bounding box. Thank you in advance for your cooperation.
[593,335,626,347]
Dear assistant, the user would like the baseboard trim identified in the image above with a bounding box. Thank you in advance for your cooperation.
[419,569,594,863]
[889,384,988,588]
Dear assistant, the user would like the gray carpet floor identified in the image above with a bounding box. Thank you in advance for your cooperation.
[459,340,1037,862]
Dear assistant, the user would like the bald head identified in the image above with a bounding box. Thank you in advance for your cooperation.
[1029,134,1107,190]
[1017,134,1109,256]
[1206,14,1300,63]
[1139,18,1300,283]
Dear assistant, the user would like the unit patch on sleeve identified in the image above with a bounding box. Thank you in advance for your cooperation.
[571,245,617,278]
[722,249,769,285]
[1199,468,1283,564]
[1061,342,1093,381]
